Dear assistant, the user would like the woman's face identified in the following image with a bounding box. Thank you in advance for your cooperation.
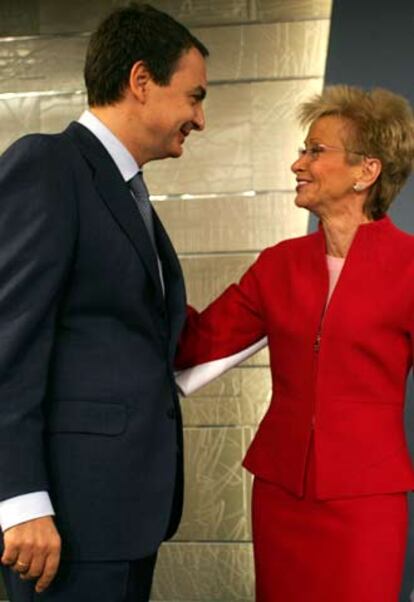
[291,115,363,217]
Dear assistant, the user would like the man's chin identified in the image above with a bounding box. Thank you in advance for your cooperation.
[152,146,183,162]
[169,145,184,159]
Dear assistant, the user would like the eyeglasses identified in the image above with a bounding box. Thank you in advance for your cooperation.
[297,144,366,161]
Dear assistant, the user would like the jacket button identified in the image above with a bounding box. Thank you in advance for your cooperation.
[167,407,176,420]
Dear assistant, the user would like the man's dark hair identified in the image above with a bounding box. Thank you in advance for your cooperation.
[84,3,209,107]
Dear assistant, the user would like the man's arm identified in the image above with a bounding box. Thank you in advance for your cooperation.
[2,517,61,593]
[0,135,77,591]
[0,492,54,532]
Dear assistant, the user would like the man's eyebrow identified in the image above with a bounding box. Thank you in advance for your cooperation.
[192,86,207,101]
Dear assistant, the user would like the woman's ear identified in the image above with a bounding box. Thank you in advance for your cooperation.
[358,156,382,189]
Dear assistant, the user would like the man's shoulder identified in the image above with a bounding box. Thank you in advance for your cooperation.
[1,130,74,165]
[0,126,95,191]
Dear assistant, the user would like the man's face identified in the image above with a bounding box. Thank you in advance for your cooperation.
[142,47,207,162]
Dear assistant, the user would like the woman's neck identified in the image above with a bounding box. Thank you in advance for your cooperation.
[321,213,371,258]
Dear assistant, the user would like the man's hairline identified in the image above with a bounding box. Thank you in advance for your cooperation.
[88,45,207,109]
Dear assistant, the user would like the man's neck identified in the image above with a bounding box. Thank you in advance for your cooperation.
[89,105,147,166]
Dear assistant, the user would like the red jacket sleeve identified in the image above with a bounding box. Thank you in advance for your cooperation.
[176,253,267,369]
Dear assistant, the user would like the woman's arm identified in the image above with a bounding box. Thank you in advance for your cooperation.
[176,252,269,372]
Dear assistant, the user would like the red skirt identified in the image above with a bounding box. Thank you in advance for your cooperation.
[252,444,408,602]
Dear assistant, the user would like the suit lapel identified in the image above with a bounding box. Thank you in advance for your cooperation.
[154,211,186,358]
[64,122,164,301]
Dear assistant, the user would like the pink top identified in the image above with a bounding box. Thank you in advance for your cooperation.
[326,255,345,303]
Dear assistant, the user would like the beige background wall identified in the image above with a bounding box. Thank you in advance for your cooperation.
[0,1,331,599]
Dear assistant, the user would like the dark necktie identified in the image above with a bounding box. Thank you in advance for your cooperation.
[129,171,156,249]
[128,171,165,295]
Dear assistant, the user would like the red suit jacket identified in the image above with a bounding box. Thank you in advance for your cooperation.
[176,216,414,499]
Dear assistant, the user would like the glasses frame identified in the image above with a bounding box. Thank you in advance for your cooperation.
[297,143,366,161]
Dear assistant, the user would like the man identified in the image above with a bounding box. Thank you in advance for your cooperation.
[0,3,208,600]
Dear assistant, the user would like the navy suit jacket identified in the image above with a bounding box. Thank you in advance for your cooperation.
[0,122,186,560]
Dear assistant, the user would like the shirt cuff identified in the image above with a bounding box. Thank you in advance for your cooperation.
[0,491,55,532]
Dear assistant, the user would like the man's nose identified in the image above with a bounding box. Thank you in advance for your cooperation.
[193,105,206,131]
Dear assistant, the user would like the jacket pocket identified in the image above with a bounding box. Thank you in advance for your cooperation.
[47,400,127,436]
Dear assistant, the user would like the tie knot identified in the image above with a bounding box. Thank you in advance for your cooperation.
[129,171,149,202]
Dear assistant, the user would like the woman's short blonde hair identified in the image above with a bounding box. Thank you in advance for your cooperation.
[298,85,414,219]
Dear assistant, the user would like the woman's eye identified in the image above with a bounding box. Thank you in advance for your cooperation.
[310,146,323,157]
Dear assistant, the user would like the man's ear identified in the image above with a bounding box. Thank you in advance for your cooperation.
[129,61,151,102]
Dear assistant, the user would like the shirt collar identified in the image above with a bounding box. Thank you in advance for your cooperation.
[78,110,139,182]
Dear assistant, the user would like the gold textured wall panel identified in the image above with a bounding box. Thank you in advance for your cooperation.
[0,36,88,95]
[154,192,308,254]
[0,96,40,152]
[0,0,38,35]
[152,543,254,601]
[38,93,85,132]
[37,0,115,34]
[0,20,328,94]
[180,254,258,306]
[0,0,330,35]
[176,427,255,541]
[181,368,271,427]
[38,0,251,33]
[151,0,249,27]
[252,0,331,21]
[0,94,80,154]
[197,20,329,81]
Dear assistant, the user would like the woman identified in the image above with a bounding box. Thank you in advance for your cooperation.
[176,85,414,601]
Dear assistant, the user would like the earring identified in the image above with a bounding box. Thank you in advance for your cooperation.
[353,182,366,192]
